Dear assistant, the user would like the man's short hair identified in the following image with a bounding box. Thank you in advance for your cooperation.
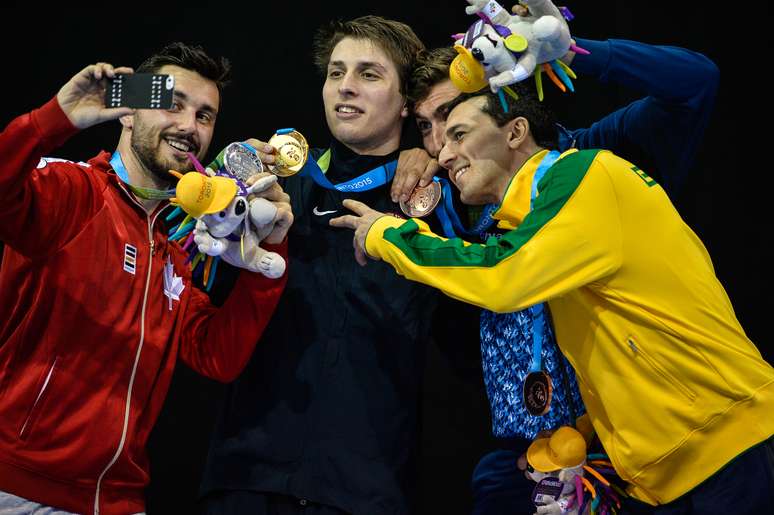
[137,42,231,97]
[312,15,425,95]
[444,84,559,149]
[408,46,456,107]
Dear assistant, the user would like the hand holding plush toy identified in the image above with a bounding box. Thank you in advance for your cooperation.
[169,141,296,280]
[189,170,286,279]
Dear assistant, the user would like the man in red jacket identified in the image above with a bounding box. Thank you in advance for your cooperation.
[0,42,291,515]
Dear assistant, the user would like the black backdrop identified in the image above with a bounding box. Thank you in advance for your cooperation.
[1,2,771,514]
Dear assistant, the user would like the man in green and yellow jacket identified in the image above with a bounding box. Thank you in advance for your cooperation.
[330,86,774,513]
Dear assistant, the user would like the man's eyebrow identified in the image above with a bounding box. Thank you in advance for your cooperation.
[174,90,217,115]
[434,99,456,119]
[357,61,387,72]
[328,60,388,72]
[445,122,468,138]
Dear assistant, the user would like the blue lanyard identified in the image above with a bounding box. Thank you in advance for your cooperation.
[435,177,499,239]
[526,150,561,372]
[110,152,176,200]
[434,150,561,240]
[531,150,560,209]
[299,149,398,193]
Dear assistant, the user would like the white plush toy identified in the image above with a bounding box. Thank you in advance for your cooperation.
[192,174,286,279]
[169,143,286,280]
[525,426,587,515]
[451,0,586,97]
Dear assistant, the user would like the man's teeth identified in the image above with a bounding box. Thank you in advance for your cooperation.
[337,106,360,113]
[455,166,469,182]
[167,139,190,152]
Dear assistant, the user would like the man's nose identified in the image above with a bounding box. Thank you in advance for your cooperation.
[175,108,197,133]
[338,71,358,97]
[438,142,455,170]
[430,125,445,158]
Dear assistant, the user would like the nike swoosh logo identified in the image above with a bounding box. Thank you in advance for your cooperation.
[313,206,338,216]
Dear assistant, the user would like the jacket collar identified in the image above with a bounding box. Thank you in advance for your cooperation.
[492,149,551,228]
[491,148,577,229]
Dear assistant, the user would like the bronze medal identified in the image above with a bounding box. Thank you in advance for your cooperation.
[523,370,553,416]
[267,130,309,177]
[399,181,442,218]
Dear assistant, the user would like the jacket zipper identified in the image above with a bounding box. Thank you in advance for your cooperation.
[19,357,58,438]
[627,337,696,402]
[93,188,164,515]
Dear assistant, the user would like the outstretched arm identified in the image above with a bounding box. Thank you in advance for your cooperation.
[332,153,623,313]
[563,38,719,194]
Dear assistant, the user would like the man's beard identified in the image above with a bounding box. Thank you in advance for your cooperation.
[130,122,200,185]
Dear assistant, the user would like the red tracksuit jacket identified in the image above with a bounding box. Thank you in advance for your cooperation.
[0,98,287,514]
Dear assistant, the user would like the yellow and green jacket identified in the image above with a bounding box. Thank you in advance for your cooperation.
[365,148,774,505]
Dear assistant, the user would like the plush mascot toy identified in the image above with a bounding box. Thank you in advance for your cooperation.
[168,141,291,284]
[526,426,586,514]
[526,426,625,515]
[450,0,589,100]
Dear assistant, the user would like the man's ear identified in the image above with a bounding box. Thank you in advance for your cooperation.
[119,113,134,129]
[506,117,530,150]
[400,99,410,118]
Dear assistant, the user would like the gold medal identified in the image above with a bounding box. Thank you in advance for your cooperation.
[400,181,442,218]
[267,130,309,177]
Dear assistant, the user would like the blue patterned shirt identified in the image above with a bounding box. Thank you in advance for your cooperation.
[480,307,584,439]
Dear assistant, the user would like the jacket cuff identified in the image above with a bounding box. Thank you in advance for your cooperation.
[365,215,407,259]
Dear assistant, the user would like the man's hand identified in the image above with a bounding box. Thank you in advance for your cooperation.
[56,63,135,129]
[329,199,387,266]
[391,148,441,203]
[246,172,293,244]
[511,3,529,16]
[244,138,280,167]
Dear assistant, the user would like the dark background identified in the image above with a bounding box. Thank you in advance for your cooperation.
[1,2,771,514]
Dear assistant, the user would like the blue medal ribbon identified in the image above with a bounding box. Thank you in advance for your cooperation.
[526,150,561,372]
[529,303,547,373]
[435,177,499,239]
[299,149,397,193]
[110,152,176,200]
[531,150,561,208]
[434,149,561,241]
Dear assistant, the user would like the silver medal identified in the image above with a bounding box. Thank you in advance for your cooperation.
[223,143,264,182]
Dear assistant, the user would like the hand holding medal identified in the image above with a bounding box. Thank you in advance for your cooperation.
[211,128,310,181]
[266,128,309,177]
[399,179,442,218]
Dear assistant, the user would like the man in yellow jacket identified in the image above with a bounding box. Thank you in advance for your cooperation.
[330,86,774,513]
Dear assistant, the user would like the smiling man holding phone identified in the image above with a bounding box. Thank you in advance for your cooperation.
[0,42,290,515]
